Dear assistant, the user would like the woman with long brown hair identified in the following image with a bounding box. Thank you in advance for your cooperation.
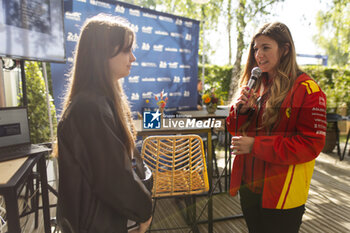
[227,22,327,233]
[56,14,152,233]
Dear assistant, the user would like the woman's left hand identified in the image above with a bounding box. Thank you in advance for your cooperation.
[230,136,255,155]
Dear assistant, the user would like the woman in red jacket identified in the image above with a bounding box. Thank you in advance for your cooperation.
[227,22,326,233]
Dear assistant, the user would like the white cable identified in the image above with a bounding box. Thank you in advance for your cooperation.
[0,196,7,233]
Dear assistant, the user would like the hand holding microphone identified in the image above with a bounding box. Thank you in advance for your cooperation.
[236,67,262,114]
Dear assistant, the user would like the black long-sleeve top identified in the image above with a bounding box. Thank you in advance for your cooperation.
[57,91,152,233]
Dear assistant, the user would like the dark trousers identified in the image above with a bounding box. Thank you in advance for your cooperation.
[239,186,305,233]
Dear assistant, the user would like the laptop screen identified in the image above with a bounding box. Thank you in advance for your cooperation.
[0,107,30,147]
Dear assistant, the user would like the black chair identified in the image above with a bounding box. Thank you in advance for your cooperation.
[341,116,350,161]
[326,113,343,159]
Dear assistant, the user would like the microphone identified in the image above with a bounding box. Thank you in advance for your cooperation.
[237,67,262,114]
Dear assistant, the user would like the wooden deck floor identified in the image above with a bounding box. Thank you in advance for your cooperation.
[149,147,350,233]
[2,144,350,232]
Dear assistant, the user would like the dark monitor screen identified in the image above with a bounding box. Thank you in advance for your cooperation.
[0,123,21,137]
[0,0,65,62]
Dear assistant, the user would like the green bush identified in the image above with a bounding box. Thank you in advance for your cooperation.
[198,64,233,103]
[302,66,350,115]
[19,61,57,143]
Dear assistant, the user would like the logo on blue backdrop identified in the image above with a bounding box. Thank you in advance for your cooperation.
[143,110,161,129]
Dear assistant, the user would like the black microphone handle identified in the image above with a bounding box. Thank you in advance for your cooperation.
[237,77,256,115]
[237,103,243,115]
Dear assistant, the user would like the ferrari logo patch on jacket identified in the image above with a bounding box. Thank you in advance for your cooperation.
[285,107,291,118]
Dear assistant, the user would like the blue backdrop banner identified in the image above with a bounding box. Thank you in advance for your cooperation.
[51,0,199,118]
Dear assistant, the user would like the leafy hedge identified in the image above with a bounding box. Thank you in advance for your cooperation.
[198,65,350,115]
[20,61,57,143]
[302,66,350,115]
[198,64,232,102]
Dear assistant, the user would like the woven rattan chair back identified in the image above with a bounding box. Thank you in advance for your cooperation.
[141,135,209,198]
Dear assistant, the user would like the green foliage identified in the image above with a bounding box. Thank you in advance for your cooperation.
[302,65,350,114]
[198,64,233,102]
[314,0,350,67]
[20,61,57,143]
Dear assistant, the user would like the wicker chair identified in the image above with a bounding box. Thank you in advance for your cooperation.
[141,135,209,232]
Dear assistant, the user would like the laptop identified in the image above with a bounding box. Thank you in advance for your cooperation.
[0,107,51,162]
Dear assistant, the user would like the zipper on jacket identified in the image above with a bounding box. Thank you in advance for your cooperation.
[256,93,267,205]
[251,98,263,188]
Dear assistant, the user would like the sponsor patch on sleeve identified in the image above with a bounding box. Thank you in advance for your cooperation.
[301,80,320,94]
[311,107,327,136]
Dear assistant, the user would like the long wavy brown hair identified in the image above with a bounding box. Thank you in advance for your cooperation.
[56,14,136,156]
[238,22,300,134]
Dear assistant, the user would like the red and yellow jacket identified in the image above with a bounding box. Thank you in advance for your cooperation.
[227,73,326,209]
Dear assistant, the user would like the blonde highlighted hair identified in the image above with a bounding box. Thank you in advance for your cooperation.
[56,14,136,156]
[238,22,300,134]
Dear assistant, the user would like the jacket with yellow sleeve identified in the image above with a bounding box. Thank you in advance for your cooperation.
[226,72,326,209]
